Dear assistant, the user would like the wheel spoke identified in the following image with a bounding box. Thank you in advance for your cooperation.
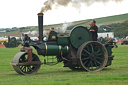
[26,66,29,72]
[20,66,23,69]
[90,61,93,69]
[24,56,28,62]
[82,57,90,60]
[26,67,28,72]
[96,57,103,60]
[98,53,103,56]
[83,60,88,65]
[87,61,91,68]
[32,65,36,69]
[97,49,101,53]
[27,66,31,71]
[94,61,97,67]
[28,66,33,71]
[90,45,94,52]
[21,66,24,71]
[86,45,90,51]
[22,66,25,71]
[21,56,25,62]
[82,54,86,56]
[83,49,90,55]
[24,66,26,72]
[82,53,89,56]
[26,66,28,72]
[32,56,34,61]
[95,60,101,65]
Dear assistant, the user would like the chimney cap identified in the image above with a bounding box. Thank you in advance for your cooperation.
[37,13,44,16]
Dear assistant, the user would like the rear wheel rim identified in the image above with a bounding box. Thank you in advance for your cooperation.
[77,41,108,71]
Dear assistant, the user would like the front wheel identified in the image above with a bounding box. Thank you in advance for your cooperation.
[77,41,108,71]
[12,52,41,75]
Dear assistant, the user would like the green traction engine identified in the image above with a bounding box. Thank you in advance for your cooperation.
[10,13,114,74]
[3,37,18,48]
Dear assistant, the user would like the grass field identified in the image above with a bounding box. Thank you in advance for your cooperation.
[0,44,128,85]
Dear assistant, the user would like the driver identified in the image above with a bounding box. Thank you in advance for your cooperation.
[48,27,57,41]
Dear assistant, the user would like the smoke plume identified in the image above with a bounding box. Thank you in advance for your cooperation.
[24,30,38,36]
[59,22,72,33]
[40,0,123,13]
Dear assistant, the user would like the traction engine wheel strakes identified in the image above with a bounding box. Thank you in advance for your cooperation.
[11,52,41,75]
[77,41,108,71]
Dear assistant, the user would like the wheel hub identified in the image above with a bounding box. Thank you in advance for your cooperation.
[90,52,98,61]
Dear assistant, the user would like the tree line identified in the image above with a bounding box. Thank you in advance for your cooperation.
[99,20,128,38]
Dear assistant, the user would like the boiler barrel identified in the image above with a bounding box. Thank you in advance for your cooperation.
[44,43,69,56]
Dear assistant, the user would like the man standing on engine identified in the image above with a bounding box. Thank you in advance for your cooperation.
[89,20,98,41]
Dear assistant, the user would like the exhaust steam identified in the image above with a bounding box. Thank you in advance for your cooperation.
[40,0,123,13]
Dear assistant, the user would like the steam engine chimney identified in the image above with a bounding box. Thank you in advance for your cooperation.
[37,13,44,41]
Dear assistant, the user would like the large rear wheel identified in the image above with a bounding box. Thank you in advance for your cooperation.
[77,41,108,71]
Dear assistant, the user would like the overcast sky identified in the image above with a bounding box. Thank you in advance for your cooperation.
[0,0,128,28]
